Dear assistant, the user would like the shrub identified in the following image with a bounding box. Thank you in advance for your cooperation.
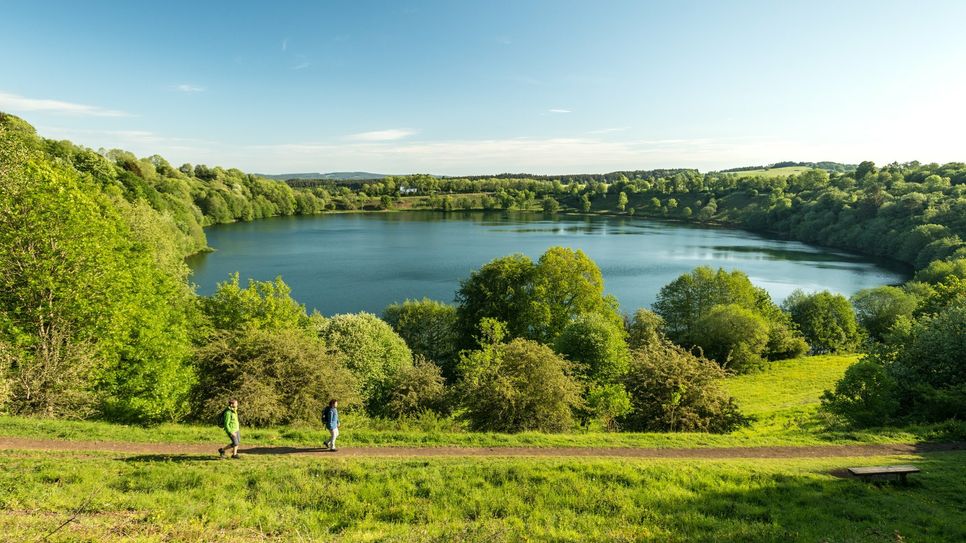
[202,273,309,332]
[783,290,861,353]
[620,341,747,433]
[584,383,633,431]
[192,328,360,427]
[316,312,413,404]
[821,359,900,427]
[692,304,770,373]
[554,313,630,384]
[371,357,450,418]
[850,286,918,341]
[457,338,581,433]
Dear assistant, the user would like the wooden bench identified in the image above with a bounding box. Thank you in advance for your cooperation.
[848,465,920,483]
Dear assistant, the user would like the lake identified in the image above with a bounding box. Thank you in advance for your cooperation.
[187,211,909,316]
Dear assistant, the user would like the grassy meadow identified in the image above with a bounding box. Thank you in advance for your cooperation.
[1,450,963,542]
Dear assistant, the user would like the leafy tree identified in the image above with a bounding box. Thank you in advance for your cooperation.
[192,328,359,426]
[541,196,560,213]
[529,247,622,343]
[617,191,628,212]
[692,304,771,373]
[581,194,592,212]
[202,274,309,332]
[620,341,747,432]
[821,359,899,427]
[626,308,664,349]
[584,383,632,431]
[850,286,918,341]
[316,313,413,406]
[554,313,630,383]
[383,298,459,381]
[783,290,861,353]
[457,337,581,433]
[455,254,536,348]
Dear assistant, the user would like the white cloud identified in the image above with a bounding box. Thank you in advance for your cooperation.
[589,127,630,134]
[548,108,571,114]
[345,129,417,142]
[0,91,129,117]
[282,38,289,51]
[173,84,205,93]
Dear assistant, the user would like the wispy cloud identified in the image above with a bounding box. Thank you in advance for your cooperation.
[282,38,289,51]
[173,84,205,93]
[589,127,629,134]
[345,129,417,142]
[548,108,571,114]
[0,91,129,117]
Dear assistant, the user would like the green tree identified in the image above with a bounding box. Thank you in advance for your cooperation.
[581,194,592,212]
[692,304,771,373]
[617,191,628,212]
[783,290,861,353]
[653,267,761,346]
[371,356,449,418]
[316,313,413,406]
[626,308,664,349]
[455,254,536,348]
[202,274,309,332]
[850,286,918,341]
[541,196,560,214]
[383,298,459,381]
[554,313,630,384]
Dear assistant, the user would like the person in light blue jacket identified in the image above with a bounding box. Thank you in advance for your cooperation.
[322,399,340,451]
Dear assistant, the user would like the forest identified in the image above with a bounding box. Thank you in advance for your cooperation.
[1,111,964,433]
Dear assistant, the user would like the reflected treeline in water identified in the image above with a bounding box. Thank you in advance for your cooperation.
[188,211,910,315]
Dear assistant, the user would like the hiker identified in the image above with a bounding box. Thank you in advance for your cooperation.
[218,399,241,459]
[322,399,339,451]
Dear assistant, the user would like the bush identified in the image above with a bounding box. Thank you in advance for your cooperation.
[821,359,900,427]
[316,313,413,404]
[620,341,747,433]
[850,286,918,341]
[457,338,581,433]
[692,304,770,373]
[783,290,861,353]
[584,383,633,431]
[554,313,630,384]
[192,328,360,427]
[371,357,450,418]
[202,274,309,332]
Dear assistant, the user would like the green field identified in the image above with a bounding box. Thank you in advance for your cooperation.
[2,450,963,542]
[722,166,813,178]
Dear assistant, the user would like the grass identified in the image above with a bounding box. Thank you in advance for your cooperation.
[1,449,963,542]
[2,354,963,449]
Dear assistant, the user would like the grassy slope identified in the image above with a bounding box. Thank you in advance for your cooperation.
[723,166,812,178]
[1,354,962,449]
[1,450,963,542]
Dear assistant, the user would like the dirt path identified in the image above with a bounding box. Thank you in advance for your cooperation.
[1,437,962,459]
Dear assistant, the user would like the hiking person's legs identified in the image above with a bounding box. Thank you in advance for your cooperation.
[329,427,339,450]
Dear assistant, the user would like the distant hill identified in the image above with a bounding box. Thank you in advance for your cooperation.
[258,171,388,181]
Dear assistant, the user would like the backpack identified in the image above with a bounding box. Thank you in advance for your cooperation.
[215,407,228,428]
[322,406,332,426]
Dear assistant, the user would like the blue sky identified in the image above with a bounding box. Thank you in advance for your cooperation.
[2,1,965,175]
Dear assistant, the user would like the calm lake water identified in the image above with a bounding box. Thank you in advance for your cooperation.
[187,211,909,316]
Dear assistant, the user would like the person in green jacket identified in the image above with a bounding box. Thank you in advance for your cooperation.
[218,399,240,459]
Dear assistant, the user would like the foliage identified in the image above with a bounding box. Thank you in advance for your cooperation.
[316,312,413,406]
[782,290,861,353]
[692,304,771,373]
[850,286,918,341]
[821,359,900,427]
[383,298,458,381]
[554,313,630,384]
[583,383,633,430]
[370,357,450,418]
[202,273,309,332]
[626,308,664,349]
[621,341,747,432]
[191,328,359,427]
[455,247,621,349]
[457,337,581,433]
